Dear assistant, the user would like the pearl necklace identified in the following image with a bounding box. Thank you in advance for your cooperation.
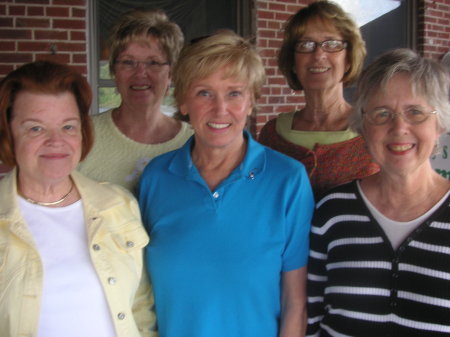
[24,182,74,206]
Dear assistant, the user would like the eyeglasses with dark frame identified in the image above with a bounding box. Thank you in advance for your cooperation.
[363,107,437,125]
[115,59,170,72]
[294,40,348,54]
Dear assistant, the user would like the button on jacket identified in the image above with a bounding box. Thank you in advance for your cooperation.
[0,169,156,337]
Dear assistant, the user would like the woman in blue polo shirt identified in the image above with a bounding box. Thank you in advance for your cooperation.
[138,31,315,337]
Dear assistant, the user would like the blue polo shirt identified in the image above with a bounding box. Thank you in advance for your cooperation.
[138,131,314,337]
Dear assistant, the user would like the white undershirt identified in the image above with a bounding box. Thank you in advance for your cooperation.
[19,197,117,337]
[357,181,450,250]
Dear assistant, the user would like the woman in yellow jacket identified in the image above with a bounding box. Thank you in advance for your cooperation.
[0,60,156,337]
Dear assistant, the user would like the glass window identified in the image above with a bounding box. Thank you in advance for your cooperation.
[334,0,416,100]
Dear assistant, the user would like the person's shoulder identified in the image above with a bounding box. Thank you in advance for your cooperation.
[315,180,358,208]
[89,110,114,137]
[141,146,182,176]
[73,170,135,201]
[151,146,180,164]
[258,116,277,137]
[262,142,306,172]
[173,121,194,143]
[179,120,193,133]
[261,116,277,128]
[91,110,112,122]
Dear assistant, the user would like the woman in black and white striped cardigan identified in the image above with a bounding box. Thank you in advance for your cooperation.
[307,48,450,337]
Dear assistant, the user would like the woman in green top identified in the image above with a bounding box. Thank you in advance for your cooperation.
[78,9,193,193]
[259,1,378,199]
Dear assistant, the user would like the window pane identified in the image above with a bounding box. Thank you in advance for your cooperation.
[99,87,121,113]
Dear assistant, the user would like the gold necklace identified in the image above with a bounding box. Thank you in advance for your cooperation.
[24,182,74,206]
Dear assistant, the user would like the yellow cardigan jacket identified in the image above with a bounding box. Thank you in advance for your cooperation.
[0,169,156,337]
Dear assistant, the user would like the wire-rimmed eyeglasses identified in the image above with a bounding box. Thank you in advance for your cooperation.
[294,40,348,53]
[115,59,169,72]
[364,108,437,125]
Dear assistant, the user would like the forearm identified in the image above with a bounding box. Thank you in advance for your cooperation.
[279,267,308,337]
[279,300,307,337]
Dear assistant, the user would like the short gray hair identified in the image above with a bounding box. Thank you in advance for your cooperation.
[352,48,450,135]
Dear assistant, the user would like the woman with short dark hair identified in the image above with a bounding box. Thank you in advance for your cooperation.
[259,0,378,199]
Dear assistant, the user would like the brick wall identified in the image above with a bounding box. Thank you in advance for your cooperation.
[253,0,310,134]
[418,0,450,59]
[0,0,87,76]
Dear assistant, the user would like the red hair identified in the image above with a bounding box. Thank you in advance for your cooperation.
[0,60,93,167]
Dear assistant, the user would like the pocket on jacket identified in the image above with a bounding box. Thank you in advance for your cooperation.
[111,222,149,253]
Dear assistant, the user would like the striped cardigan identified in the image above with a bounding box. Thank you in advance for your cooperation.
[307,181,450,337]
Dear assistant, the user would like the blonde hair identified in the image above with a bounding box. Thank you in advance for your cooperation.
[173,31,265,119]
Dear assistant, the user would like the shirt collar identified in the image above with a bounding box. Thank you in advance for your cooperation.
[168,130,266,182]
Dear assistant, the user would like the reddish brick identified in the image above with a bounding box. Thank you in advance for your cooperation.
[72,53,86,63]
[56,42,86,52]
[16,18,50,28]
[259,10,275,20]
[70,31,85,41]
[268,3,286,12]
[0,29,32,39]
[72,7,85,17]
[257,105,277,114]
[9,5,26,16]
[35,53,71,64]
[270,87,282,95]
[265,68,276,76]
[14,0,49,3]
[71,64,87,75]
[255,115,270,126]
[0,52,32,63]
[261,86,271,95]
[0,17,13,27]
[275,12,292,21]
[286,95,305,104]
[287,5,305,14]
[27,6,44,16]
[259,29,276,38]
[53,19,85,30]
[46,7,70,17]
[0,65,15,77]
[267,21,281,30]
[18,41,49,51]
[257,20,268,29]
[53,0,86,6]
[0,41,15,51]
[266,57,278,67]
[270,77,289,86]
[269,96,285,104]
[35,30,68,40]
[429,9,444,17]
